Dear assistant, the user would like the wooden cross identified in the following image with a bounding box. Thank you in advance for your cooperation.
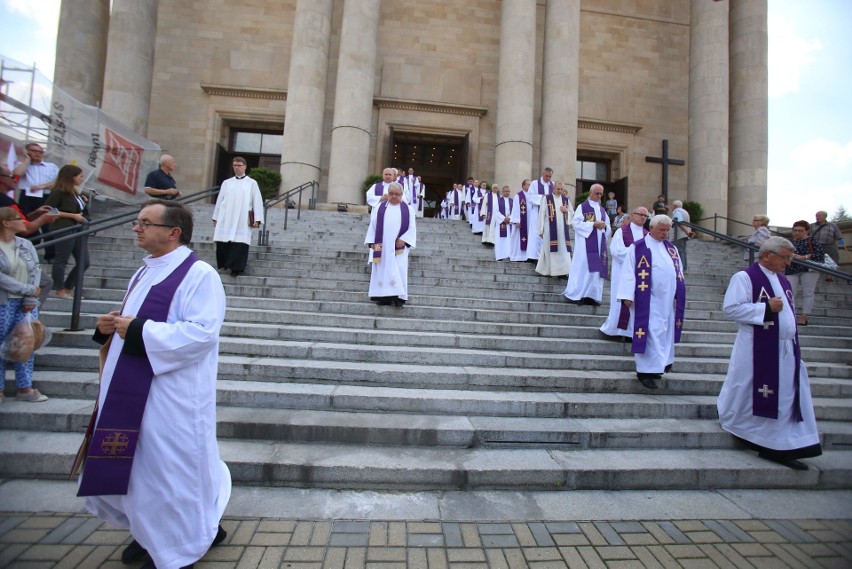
[645,140,685,201]
[758,384,775,398]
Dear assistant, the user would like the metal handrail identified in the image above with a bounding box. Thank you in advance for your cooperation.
[258,180,318,245]
[696,213,787,239]
[674,220,850,282]
[32,187,221,330]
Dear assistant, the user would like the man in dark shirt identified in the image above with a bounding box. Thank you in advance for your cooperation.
[144,155,181,200]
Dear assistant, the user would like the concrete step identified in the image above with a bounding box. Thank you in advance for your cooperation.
[2,430,849,490]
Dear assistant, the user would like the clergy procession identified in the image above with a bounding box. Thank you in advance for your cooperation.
[366,165,825,474]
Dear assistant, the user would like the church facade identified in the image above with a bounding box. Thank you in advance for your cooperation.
[54,0,766,230]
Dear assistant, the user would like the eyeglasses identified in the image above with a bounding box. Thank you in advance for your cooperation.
[632,212,648,217]
[132,220,173,230]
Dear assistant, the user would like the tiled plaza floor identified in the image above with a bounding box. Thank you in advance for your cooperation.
[1,513,850,568]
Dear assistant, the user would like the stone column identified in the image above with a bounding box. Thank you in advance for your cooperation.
[494,0,536,189]
[728,0,768,223]
[101,0,158,136]
[326,0,381,205]
[53,0,109,106]
[280,0,333,196]
[540,0,580,188]
[688,0,729,233]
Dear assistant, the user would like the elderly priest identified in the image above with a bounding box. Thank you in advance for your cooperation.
[365,183,417,306]
[717,236,821,470]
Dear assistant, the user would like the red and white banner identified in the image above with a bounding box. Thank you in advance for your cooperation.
[0,56,161,204]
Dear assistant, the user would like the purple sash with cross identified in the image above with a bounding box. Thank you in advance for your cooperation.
[581,200,609,279]
[484,192,495,224]
[517,192,528,252]
[744,263,803,421]
[373,182,385,197]
[77,252,199,496]
[408,176,417,207]
[371,201,410,263]
[534,178,553,195]
[630,238,686,354]
[450,190,460,215]
[617,224,649,329]
[545,194,572,253]
[498,197,513,238]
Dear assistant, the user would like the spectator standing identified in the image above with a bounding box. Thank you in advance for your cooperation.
[605,192,618,224]
[13,143,58,262]
[785,220,823,327]
[810,210,843,281]
[45,165,91,299]
[744,214,772,261]
[143,155,181,200]
[612,205,629,230]
[652,195,669,216]
[0,207,46,403]
[670,200,694,272]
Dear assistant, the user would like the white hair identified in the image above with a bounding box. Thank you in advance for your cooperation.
[159,154,174,166]
[759,236,794,255]
[388,182,403,192]
[672,200,683,208]
[649,214,672,228]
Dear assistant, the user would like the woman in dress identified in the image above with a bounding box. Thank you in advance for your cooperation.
[0,207,46,402]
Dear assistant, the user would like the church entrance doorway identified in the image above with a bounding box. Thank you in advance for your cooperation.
[388,129,468,218]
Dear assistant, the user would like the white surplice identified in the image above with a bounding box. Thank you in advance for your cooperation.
[600,223,646,338]
[492,196,514,261]
[84,246,231,569]
[525,179,551,260]
[445,188,463,220]
[616,237,679,373]
[535,194,573,276]
[717,266,820,451]
[211,176,264,245]
[471,188,486,234]
[481,191,500,244]
[365,203,417,300]
[563,199,611,302]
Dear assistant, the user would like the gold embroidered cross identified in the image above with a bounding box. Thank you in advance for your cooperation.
[101,432,130,456]
[635,328,645,339]
[758,384,774,398]
[638,281,649,292]
[763,321,774,330]
[638,270,649,279]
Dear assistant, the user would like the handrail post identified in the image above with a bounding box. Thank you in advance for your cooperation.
[66,226,88,331]
[713,214,718,240]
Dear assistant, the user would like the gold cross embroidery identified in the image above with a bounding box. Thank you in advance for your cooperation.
[101,432,130,456]
[638,281,649,292]
[763,321,774,330]
[635,328,645,339]
[758,384,774,398]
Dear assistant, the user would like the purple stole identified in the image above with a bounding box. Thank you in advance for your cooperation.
[484,192,496,224]
[77,252,199,496]
[408,176,417,206]
[534,178,553,195]
[630,238,686,354]
[372,202,410,263]
[517,192,528,252]
[545,194,572,253]
[449,190,460,215]
[581,200,609,279]
[617,225,649,329]
[373,182,385,197]
[497,197,513,238]
[744,264,803,421]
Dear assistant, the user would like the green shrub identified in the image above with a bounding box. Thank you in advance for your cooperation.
[362,174,383,193]
[249,167,282,200]
[683,200,704,222]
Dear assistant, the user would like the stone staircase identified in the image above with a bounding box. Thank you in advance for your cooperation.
[2,205,851,491]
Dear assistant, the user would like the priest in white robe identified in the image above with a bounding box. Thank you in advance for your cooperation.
[563,183,610,305]
[471,182,487,234]
[717,236,821,470]
[463,178,476,224]
[535,180,573,277]
[600,207,649,339]
[365,168,397,209]
[365,183,417,306]
[415,176,425,218]
[211,157,264,277]
[493,185,515,261]
[481,184,501,245]
[445,184,463,221]
[526,168,554,261]
[508,179,532,262]
[81,201,230,569]
[617,215,686,390]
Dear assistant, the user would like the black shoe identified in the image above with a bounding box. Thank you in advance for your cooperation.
[122,540,150,564]
[636,373,660,389]
[213,524,227,545]
[392,298,405,307]
[664,364,672,374]
[759,452,809,470]
[230,270,242,277]
[581,297,601,306]
[376,298,393,306]
[598,331,622,342]
[565,298,582,305]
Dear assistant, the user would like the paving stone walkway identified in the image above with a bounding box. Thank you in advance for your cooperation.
[1,513,850,568]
